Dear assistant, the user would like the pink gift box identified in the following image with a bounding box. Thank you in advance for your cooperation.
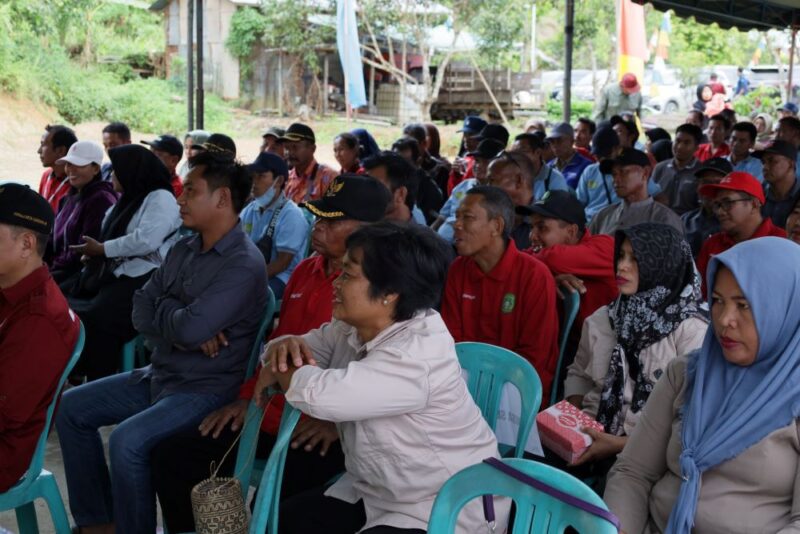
[536,400,604,464]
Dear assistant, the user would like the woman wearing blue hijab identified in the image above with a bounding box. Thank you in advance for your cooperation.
[604,237,800,534]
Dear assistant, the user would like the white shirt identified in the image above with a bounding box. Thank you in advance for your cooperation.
[267,311,509,533]
[102,189,182,278]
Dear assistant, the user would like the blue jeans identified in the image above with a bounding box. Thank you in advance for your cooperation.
[55,372,228,533]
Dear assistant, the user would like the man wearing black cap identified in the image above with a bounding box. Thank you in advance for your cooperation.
[282,123,337,204]
[150,174,391,533]
[520,190,618,390]
[432,138,503,242]
[447,116,487,194]
[522,191,617,320]
[0,184,80,492]
[651,123,703,215]
[260,126,286,158]
[776,116,800,180]
[681,157,733,257]
[757,139,800,228]
[240,152,309,299]
[589,148,683,235]
[142,134,185,197]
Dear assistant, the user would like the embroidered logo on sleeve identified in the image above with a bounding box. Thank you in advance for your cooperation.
[501,293,516,313]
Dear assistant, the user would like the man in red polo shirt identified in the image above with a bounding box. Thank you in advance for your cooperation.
[150,175,391,533]
[442,185,560,400]
[695,114,731,162]
[37,124,78,213]
[696,171,786,296]
[0,184,80,491]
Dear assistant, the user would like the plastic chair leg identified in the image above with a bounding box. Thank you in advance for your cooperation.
[15,502,39,534]
[40,474,72,534]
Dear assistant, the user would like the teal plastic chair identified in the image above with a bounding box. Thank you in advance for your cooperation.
[551,291,581,406]
[248,403,301,534]
[246,287,277,380]
[428,458,618,534]
[120,334,147,372]
[0,322,85,534]
[455,342,542,458]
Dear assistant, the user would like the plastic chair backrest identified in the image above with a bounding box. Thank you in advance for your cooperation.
[248,403,302,534]
[428,458,618,534]
[299,207,315,258]
[455,342,542,458]
[245,287,276,380]
[551,291,581,405]
[17,322,85,490]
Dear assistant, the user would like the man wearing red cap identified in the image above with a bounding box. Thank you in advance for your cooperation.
[594,73,642,122]
[696,171,786,296]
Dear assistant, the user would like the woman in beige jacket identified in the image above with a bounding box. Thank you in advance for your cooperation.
[255,221,508,534]
[564,224,707,467]
[604,237,800,534]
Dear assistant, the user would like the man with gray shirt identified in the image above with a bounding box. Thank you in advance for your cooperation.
[589,148,683,235]
[56,151,268,534]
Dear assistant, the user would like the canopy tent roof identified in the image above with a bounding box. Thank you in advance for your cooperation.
[633,0,799,31]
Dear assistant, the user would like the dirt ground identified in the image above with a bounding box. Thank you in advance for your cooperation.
[0,93,470,190]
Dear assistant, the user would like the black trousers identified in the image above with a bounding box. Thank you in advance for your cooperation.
[68,273,150,380]
[279,485,426,534]
[151,425,346,533]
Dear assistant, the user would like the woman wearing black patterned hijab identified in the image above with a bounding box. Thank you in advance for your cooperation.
[563,223,708,469]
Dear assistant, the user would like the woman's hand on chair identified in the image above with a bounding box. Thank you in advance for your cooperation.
[264,336,317,373]
[291,417,339,456]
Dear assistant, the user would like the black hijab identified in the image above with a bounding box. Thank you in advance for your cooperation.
[596,223,704,435]
[101,145,173,241]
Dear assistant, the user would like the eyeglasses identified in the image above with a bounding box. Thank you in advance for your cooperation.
[711,197,751,212]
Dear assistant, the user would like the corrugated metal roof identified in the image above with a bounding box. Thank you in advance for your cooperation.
[633,0,799,30]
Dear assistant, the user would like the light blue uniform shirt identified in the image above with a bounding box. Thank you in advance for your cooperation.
[240,196,309,285]
[576,162,662,222]
[727,155,764,182]
[533,165,569,200]
[437,178,477,243]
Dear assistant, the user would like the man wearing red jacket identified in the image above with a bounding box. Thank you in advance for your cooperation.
[521,191,618,329]
[0,184,80,492]
[442,185,560,401]
[696,171,786,297]
[151,175,391,533]
[520,191,618,401]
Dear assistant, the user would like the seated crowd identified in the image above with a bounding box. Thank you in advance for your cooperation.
[2,103,800,534]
